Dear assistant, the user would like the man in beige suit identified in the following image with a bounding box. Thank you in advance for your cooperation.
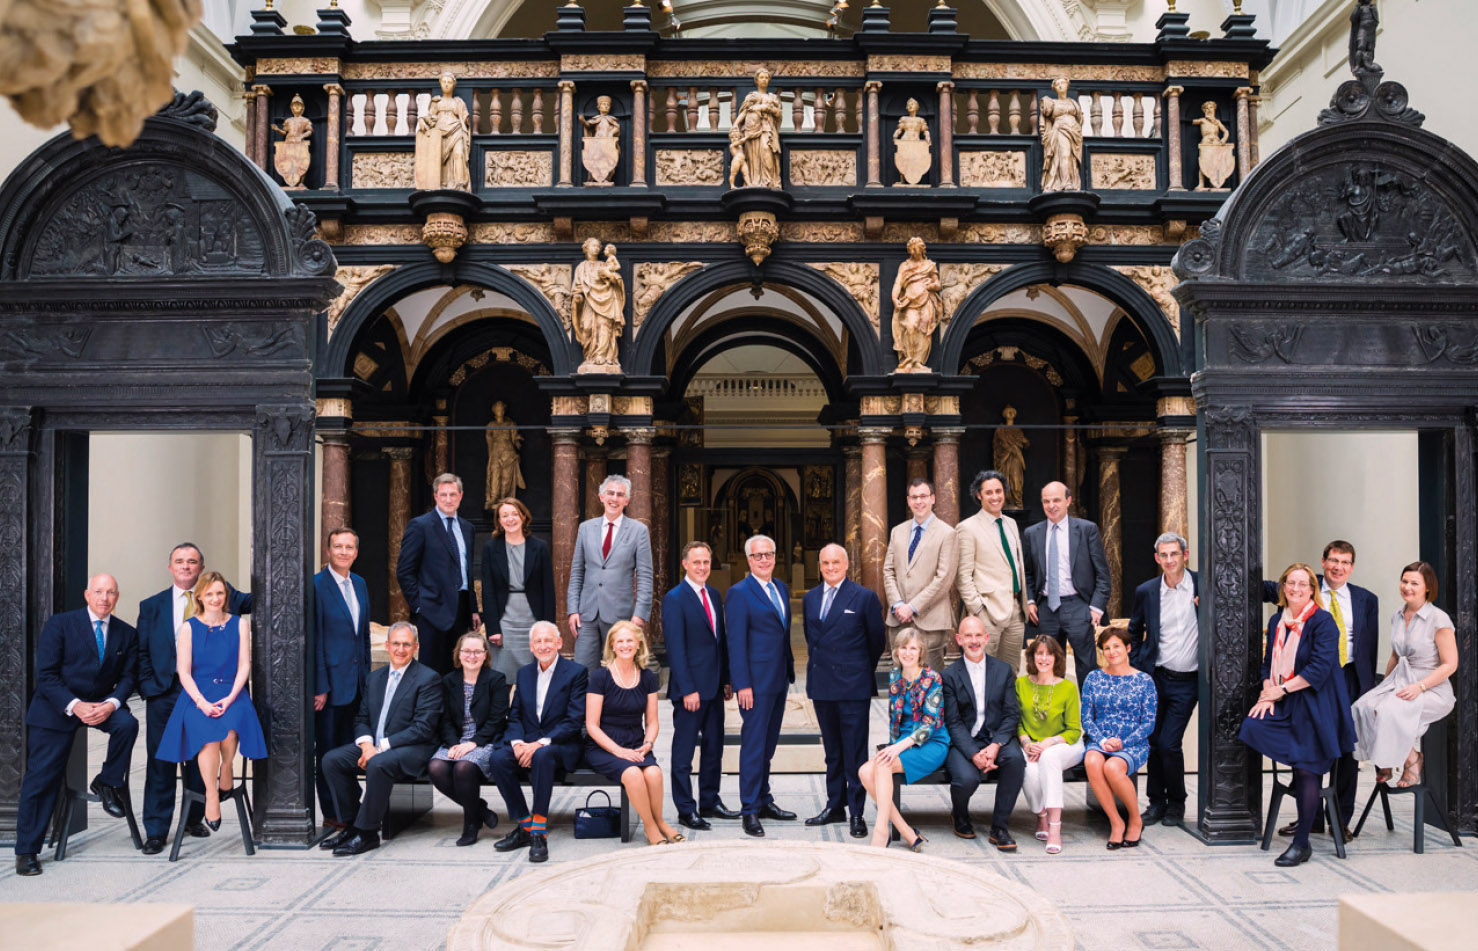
[955,469,1027,669]
[883,478,958,671]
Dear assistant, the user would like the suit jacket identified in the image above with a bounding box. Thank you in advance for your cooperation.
[505,656,588,770]
[28,609,139,732]
[883,516,959,631]
[955,509,1028,630]
[353,660,442,751]
[480,535,556,628]
[725,574,795,696]
[1022,517,1112,615]
[396,508,474,631]
[663,581,728,703]
[1127,570,1199,671]
[137,582,252,700]
[1260,576,1379,697]
[941,654,1021,757]
[439,668,511,747]
[567,516,654,624]
[803,580,885,702]
[314,567,372,706]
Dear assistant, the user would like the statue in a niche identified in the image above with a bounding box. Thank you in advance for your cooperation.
[890,236,943,373]
[1039,77,1083,192]
[1194,101,1234,190]
[993,405,1030,510]
[728,68,783,189]
[415,71,471,190]
[571,238,625,373]
[580,95,621,186]
[484,401,525,504]
[272,94,313,189]
[892,98,932,186]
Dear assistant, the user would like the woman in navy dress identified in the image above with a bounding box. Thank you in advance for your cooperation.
[858,631,948,851]
[1080,628,1157,850]
[157,571,268,830]
[583,620,682,845]
[1239,563,1356,867]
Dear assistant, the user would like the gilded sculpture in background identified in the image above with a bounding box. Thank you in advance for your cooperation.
[571,238,625,373]
[1039,77,1083,192]
[579,95,621,186]
[890,237,943,372]
[272,94,313,189]
[993,405,1030,509]
[484,401,525,504]
[728,68,783,189]
[1193,101,1234,190]
[415,71,471,190]
[893,98,932,186]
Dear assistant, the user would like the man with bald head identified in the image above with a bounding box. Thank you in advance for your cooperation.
[15,574,140,876]
[1021,481,1111,685]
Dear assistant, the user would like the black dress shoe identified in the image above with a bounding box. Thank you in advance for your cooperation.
[1141,803,1168,826]
[758,803,796,821]
[15,853,41,876]
[849,816,868,839]
[1162,808,1185,828]
[1277,820,1299,837]
[1274,843,1312,867]
[678,813,712,831]
[528,833,549,863]
[456,819,481,847]
[480,802,499,832]
[493,827,531,852]
[1341,825,1356,843]
[805,807,846,827]
[90,777,126,819]
[187,822,211,838]
[319,827,354,851]
[699,800,741,820]
[742,815,765,837]
[989,828,1018,852]
[332,829,381,856]
[141,836,165,855]
[952,814,976,839]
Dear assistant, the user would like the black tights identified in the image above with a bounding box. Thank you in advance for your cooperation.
[1291,768,1323,848]
[428,758,485,824]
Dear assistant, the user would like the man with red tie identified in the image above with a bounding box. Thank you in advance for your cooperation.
[567,474,654,669]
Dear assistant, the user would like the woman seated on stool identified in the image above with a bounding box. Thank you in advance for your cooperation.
[1352,561,1456,788]
[583,620,683,845]
[1017,636,1084,855]
[1239,562,1356,867]
[157,571,268,830]
[860,630,948,851]
[427,632,510,846]
[1080,628,1156,850]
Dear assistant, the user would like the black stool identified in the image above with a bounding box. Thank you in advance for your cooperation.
[168,763,255,861]
[45,730,143,861]
[1354,780,1463,854]
[1261,759,1346,859]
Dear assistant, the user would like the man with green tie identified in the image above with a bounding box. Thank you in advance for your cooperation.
[955,470,1029,670]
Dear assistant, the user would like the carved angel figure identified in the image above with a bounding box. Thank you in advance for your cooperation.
[890,237,943,372]
[571,238,625,372]
[415,72,471,190]
[1039,77,1083,192]
[728,69,783,189]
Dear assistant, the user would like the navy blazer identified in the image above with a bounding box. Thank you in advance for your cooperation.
[28,609,139,732]
[802,580,885,702]
[725,574,794,696]
[941,654,1021,755]
[396,509,475,631]
[1126,570,1199,671]
[136,582,251,700]
[505,656,588,771]
[314,568,372,706]
[1260,576,1379,697]
[1022,517,1113,614]
[663,581,728,703]
[353,659,442,751]
[480,535,556,627]
[439,668,511,748]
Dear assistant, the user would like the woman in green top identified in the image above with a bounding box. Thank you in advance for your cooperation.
[1016,636,1084,854]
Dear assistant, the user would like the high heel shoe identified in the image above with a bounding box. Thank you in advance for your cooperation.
[1396,752,1424,788]
[1045,821,1063,855]
[1035,812,1050,841]
[205,815,222,832]
[908,833,928,853]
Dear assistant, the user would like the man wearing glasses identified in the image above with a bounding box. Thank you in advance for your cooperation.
[567,474,654,670]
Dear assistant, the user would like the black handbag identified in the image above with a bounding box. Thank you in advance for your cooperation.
[573,789,621,839]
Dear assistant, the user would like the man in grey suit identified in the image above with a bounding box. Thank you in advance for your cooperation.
[1022,481,1111,684]
[567,474,654,669]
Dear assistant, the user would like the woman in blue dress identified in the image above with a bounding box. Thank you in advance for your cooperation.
[1239,563,1356,867]
[157,571,268,830]
[1080,628,1157,850]
[859,630,949,851]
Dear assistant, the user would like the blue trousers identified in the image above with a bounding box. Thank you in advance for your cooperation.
[669,694,725,814]
[15,707,138,856]
[738,691,786,815]
[813,698,869,817]
[488,743,571,821]
[143,688,203,838]
[1147,667,1199,809]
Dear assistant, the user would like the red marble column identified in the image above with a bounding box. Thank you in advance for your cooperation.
[865,80,882,187]
[551,429,581,640]
[252,84,273,170]
[584,447,608,519]
[626,430,653,528]
[1159,428,1192,542]
[323,83,344,190]
[630,80,648,186]
[650,445,670,651]
[906,447,929,487]
[386,447,414,622]
[1164,86,1184,191]
[1098,446,1126,619]
[932,426,962,526]
[936,81,956,187]
[320,434,351,537]
[843,444,861,583]
[860,428,889,601]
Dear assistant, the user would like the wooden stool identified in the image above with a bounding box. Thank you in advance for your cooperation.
[168,763,255,861]
[1261,759,1345,858]
[1354,780,1463,854]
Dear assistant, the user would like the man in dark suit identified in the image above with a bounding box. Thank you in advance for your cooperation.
[726,534,798,837]
[15,574,139,876]
[941,616,1026,851]
[136,542,251,854]
[1262,539,1377,841]
[489,620,587,863]
[664,540,739,831]
[803,543,885,839]
[1127,532,1199,827]
[567,474,654,669]
[397,472,479,676]
[319,621,442,856]
[314,527,373,830]
[1022,481,1112,685]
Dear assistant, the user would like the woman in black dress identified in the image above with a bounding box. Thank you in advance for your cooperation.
[426,632,510,846]
[583,620,683,845]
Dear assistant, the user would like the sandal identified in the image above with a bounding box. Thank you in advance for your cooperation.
[1045,821,1062,855]
[1035,812,1050,841]
[1396,752,1424,788]
[664,833,686,844]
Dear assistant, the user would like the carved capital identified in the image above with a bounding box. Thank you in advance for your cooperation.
[315,398,353,420]
[630,79,649,92]
[1234,86,1253,100]
[1204,405,1257,451]
[558,79,576,92]
[1163,85,1184,98]
[255,403,315,454]
[1156,395,1196,419]
[864,80,882,93]
[251,84,273,98]
[323,83,344,97]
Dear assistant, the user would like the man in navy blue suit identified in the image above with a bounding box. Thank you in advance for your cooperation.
[726,533,798,837]
[313,527,373,830]
[15,574,139,876]
[664,540,739,830]
[136,542,251,854]
[803,544,885,839]
[1126,532,1199,828]
[489,621,587,863]
[396,472,480,677]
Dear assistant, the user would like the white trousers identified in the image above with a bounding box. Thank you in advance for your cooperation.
[1022,739,1086,814]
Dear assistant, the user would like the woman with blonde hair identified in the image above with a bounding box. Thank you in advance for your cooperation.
[859,630,949,850]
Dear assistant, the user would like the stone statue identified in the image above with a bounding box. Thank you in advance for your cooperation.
[1349,0,1381,81]
[415,71,471,190]
[890,237,943,373]
[728,68,783,189]
[579,95,621,186]
[892,97,931,186]
[993,405,1030,510]
[1193,101,1234,190]
[1039,77,1083,192]
[484,401,525,505]
[571,237,625,373]
[272,93,313,189]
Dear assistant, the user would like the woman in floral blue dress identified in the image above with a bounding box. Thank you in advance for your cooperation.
[858,631,949,850]
[1080,628,1157,850]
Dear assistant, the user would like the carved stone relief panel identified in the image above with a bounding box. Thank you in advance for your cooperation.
[958,151,1026,188]
[654,150,725,186]
[326,265,396,338]
[256,57,341,76]
[1112,264,1181,338]
[1086,225,1168,245]
[780,221,866,243]
[809,262,880,335]
[634,262,705,336]
[789,150,858,187]
[955,63,1165,83]
[561,53,645,73]
[342,62,558,80]
[1091,153,1158,190]
[648,60,864,79]
[351,152,415,189]
[505,264,573,330]
[939,263,1007,330]
[470,222,559,244]
[957,223,1042,245]
[341,224,422,245]
[647,221,736,243]
[485,151,554,188]
[1165,60,1249,79]
[868,55,951,74]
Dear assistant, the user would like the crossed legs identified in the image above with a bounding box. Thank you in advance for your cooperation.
[858,757,915,848]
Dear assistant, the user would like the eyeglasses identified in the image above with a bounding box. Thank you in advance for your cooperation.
[1283,581,1313,590]
[459,649,487,656]
[748,551,776,560]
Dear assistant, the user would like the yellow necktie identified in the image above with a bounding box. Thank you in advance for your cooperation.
[184,590,197,619]
[1327,589,1349,667]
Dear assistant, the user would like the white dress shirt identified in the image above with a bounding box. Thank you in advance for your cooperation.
[1043,517,1078,599]
[357,663,409,751]
[1157,573,1199,672]
[67,609,122,716]
[172,584,192,631]
[329,565,360,629]
[533,659,558,746]
[686,576,715,630]
[1322,581,1355,662]
[965,654,988,737]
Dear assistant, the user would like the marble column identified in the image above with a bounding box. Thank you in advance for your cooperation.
[906,447,929,487]
[843,445,861,583]
[1248,93,1261,166]
[630,80,648,186]
[323,83,344,190]
[650,446,671,651]
[864,80,882,187]
[935,81,956,187]
[252,84,273,170]
[432,401,449,478]
[557,80,576,187]
[320,434,351,537]
[932,426,962,526]
[386,447,414,622]
[1234,87,1253,182]
[1063,415,1084,517]
[551,429,581,639]
[1097,446,1126,619]
[859,428,889,600]
[1163,86,1184,190]
[1159,428,1192,543]
[626,429,653,528]
[243,90,259,170]
[584,446,608,519]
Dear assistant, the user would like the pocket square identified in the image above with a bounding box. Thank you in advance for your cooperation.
[843,608,856,614]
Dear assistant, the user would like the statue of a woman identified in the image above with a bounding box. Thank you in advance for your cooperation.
[1039,77,1083,192]
[892,97,932,186]
[484,401,525,505]
[890,237,943,372]
[415,71,471,190]
[993,405,1030,510]
[728,68,783,189]
[272,94,313,189]
[571,237,625,372]
[579,95,622,186]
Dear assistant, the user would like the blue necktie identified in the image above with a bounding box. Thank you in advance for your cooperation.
[93,620,105,662]
[1046,524,1062,612]
[909,523,922,562]
[821,585,836,621]
[446,516,467,588]
[375,668,403,745]
[765,582,786,623]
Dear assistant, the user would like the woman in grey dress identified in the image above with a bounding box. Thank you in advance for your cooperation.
[480,497,556,682]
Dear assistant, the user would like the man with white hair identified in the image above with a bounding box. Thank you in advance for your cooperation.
[567,473,654,669]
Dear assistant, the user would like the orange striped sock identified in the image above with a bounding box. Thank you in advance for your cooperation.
[528,814,547,834]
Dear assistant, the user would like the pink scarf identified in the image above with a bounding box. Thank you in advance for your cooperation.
[1270,599,1317,686]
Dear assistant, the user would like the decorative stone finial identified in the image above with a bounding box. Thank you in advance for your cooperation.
[1318,0,1424,127]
